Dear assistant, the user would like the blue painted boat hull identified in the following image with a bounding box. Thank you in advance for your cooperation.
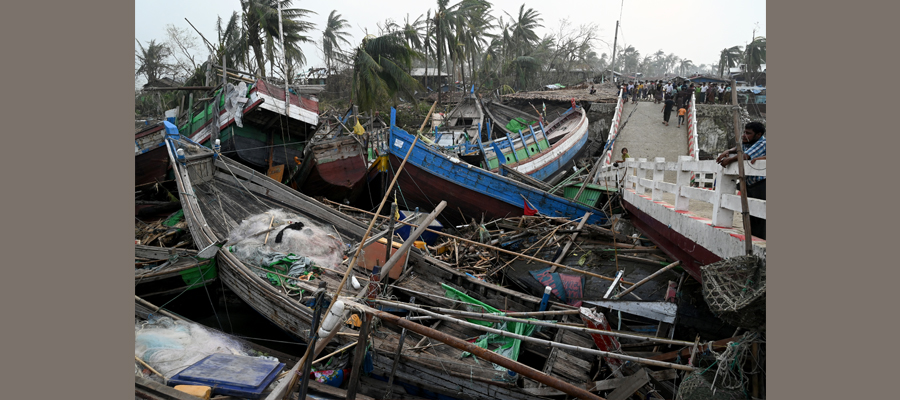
[388,117,607,226]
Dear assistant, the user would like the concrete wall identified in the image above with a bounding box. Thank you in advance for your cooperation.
[586,102,617,153]
[694,105,737,159]
[694,104,767,159]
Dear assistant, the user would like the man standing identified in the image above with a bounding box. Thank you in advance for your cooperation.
[700,83,708,104]
[715,121,766,239]
[662,96,676,126]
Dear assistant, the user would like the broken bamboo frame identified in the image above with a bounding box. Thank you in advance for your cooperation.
[550,212,591,272]
[322,199,631,284]
[611,261,681,300]
[389,300,697,347]
[351,304,606,400]
[366,299,696,372]
[404,302,698,347]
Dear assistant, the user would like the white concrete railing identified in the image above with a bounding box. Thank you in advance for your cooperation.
[595,156,766,229]
[599,89,625,166]
[687,93,699,161]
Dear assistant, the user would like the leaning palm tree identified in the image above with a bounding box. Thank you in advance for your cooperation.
[240,0,316,78]
[350,33,424,111]
[717,45,743,77]
[322,10,352,74]
[745,36,766,85]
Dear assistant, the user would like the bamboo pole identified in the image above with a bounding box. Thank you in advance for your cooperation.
[351,303,607,400]
[321,199,631,284]
[135,356,166,382]
[382,300,698,347]
[365,300,696,372]
[419,100,439,133]
[611,261,681,300]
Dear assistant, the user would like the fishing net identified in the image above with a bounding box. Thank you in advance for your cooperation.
[676,332,762,400]
[135,316,273,379]
[701,255,765,331]
[226,209,344,290]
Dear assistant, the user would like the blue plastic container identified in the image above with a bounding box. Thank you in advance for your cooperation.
[167,353,285,399]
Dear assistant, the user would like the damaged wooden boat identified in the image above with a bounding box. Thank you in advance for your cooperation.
[480,99,590,182]
[432,86,484,146]
[387,108,607,227]
[180,79,319,184]
[135,122,173,187]
[289,110,369,204]
[134,243,218,298]
[163,126,693,400]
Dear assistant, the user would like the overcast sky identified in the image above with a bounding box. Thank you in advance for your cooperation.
[135,0,765,82]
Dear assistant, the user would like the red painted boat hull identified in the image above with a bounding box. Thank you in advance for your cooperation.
[622,200,722,282]
[388,153,525,226]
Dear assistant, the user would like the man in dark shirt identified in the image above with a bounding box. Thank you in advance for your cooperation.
[662,97,675,126]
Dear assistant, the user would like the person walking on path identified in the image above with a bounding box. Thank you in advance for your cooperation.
[662,97,675,126]
[677,105,687,128]
[715,121,767,239]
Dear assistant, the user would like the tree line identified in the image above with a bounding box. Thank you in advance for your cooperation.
[135,0,766,118]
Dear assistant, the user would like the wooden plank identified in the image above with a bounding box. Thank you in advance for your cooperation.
[556,350,592,371]
[593,369,677,391]
[606,368,650,400]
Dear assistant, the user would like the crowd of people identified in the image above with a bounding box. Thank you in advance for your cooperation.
[615,80,733,106]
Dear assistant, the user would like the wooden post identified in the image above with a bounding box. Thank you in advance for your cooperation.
[384,201,397,267]
[731,78,753,254]
[345,312,372,400]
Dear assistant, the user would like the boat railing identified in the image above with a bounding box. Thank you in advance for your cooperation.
[600,89,625,167]
[596,156,766,228]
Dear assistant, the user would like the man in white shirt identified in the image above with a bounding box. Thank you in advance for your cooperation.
[700,83,708,103]
[717,85,725,103]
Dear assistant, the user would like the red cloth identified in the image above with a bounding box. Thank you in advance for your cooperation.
[524,200,537,216]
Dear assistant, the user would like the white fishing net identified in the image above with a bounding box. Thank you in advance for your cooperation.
[134,316,258,379]
[226,209,344,281]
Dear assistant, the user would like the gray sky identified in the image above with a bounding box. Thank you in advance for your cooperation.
[135,0,765,83]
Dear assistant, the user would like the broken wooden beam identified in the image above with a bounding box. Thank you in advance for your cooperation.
[366,299,697,371]
[350,303,606,400]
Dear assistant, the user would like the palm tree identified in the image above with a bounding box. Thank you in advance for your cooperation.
[679,59,693,76]
[240,0,316,79]
[350,33,424,111]
[215,12,249,72]
[506,4,542,58]
[135,39,172,84]
[322,10,352,74]
[745,36,766,85]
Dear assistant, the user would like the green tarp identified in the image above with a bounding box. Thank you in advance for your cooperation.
[441,284,537,373]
